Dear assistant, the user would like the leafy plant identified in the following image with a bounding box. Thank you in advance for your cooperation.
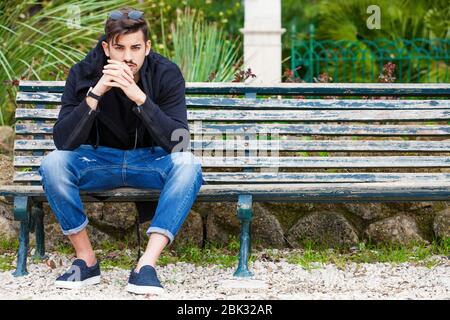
[378,62,397,83]
[169,8,241,82]
[166,0,244,34]
[286,0,449,82]
[232,67,256,83]
[313,0,449,82]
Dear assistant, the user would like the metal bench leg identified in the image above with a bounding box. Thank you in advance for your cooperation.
[32,204,46,261]
[13,221,30,277]
[12,196,31,277]
[234,194,254,277]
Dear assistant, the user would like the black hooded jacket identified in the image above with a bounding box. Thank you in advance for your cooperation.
[54,35,192,223]
[54,34,189,153]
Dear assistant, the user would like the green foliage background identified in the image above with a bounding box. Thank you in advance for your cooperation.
[0,0,448,125]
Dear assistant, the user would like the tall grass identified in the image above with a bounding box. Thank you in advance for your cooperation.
[170,9,241,82]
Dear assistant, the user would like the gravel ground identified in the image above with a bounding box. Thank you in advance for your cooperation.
[0,252,448,300]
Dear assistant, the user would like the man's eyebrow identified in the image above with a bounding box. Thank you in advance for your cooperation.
[113,44,141,47]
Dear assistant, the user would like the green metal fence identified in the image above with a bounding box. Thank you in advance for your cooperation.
[291,25,449,83]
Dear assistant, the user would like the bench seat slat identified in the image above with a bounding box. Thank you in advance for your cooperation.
[15,108,450,121]
[14,155,450,168]
[14,171,450,184]
[14,139,450,152]
[16,92,450,110]
[16,122,450,136]
[2,182,450,202]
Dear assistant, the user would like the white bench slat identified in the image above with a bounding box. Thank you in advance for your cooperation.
[13,139,450,152]
[15,122,450,136]
[15,108,450,121]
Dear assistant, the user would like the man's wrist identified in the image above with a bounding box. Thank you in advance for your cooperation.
[87,87,102,101]
[86,96,98,111]
[135,93,147,106]
[91,85,104,97]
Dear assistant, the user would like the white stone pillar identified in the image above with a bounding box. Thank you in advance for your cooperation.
[240,0,286,84]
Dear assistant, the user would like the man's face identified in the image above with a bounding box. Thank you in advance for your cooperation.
[102,31,151,77]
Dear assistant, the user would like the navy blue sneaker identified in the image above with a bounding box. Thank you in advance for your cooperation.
[55,259,101,289]
[126,265,165,295]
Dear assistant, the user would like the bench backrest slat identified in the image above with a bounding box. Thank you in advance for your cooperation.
[18,81,450,96]
[14,155,450,168]
[16,92,450,110]
[13,139,450,152]
[15,122,450,136]
[15,108,450,121]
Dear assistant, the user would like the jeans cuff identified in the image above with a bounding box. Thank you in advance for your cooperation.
[146,226,175,245]
[61,217,89,236]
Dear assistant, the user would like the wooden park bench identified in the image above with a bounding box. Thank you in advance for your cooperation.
[0,81,449,277]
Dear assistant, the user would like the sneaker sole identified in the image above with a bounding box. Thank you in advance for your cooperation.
[55,275,101,289]
[126,283,165,295]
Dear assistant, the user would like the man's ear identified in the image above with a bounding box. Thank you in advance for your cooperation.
[102,41,110,58]
[145,40,151,56]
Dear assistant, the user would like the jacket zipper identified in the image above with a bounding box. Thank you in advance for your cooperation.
[135,105,172,151]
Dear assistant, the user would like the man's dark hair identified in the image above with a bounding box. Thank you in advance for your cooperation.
[105,7,149,45]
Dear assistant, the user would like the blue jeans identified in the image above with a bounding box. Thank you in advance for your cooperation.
[38,144,203,244]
